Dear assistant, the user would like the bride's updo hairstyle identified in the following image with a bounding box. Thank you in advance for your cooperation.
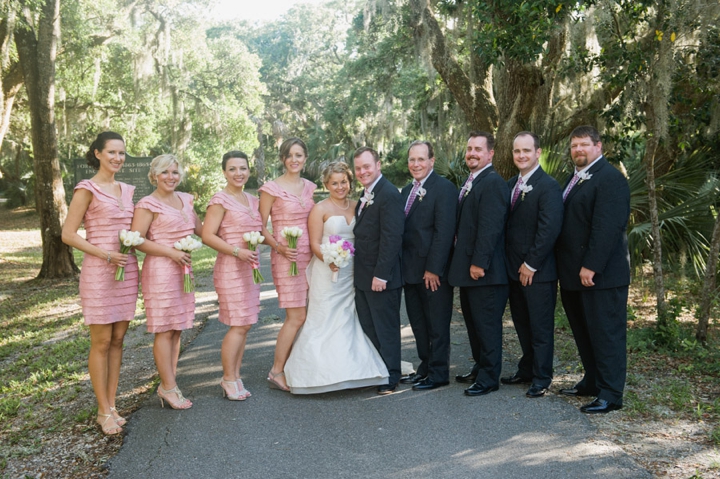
[86,131,125,170]
[321,161,353,187]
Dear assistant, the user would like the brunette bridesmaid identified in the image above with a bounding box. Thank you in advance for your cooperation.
[62,132,138,435]
[131,154,202,410]
[258,138,315,391]
[202,151,263,401]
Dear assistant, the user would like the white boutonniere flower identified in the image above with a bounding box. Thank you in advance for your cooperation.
[578,171,593,184]
[360,191,375,207]
[417,187,426,202]
[463,182,472,197]
[519,183,533,201]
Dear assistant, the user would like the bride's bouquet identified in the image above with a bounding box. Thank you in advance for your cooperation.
[174,235,203,293]
[320,235,355,283]
[281,226,303,276]
[115,229,144,281]
[242,231,265,284]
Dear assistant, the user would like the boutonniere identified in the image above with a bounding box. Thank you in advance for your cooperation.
[577,171,593,184]
[417,187,426,202]
[463,182,472,197]
[519,183,533,201]
[360,191,375,207]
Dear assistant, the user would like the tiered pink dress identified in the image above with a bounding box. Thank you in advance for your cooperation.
[76,180,139,325]
[135,192,198,333]
[209,191,262,326]
[258,179,315,308]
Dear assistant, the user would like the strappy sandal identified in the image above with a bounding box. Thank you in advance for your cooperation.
[267,371,290,391]
[220,380,247,401]
[236,378,251,399]
[157,385,193,409]
[110,407,127,426]
[97,413,122,435]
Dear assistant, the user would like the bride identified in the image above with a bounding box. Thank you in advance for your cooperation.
[284,162,388,394]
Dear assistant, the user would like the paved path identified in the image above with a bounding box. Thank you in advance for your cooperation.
[108,254,650,479]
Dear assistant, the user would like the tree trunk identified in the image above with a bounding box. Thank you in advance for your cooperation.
[696,210,720,343]
[15,0,78,278]
[408,0,497,132]
[253,118,266,187]
[1,9,24,147]
[644,133,667,323]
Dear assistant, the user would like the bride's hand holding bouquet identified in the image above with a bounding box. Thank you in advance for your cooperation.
[321,234,355,282]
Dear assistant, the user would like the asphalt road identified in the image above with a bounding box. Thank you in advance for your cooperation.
[107,252,651,479]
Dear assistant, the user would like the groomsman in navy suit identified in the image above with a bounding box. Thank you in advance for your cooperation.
[556,126,631,413]
[502,132,563,398]
[353,147,405,395]
[399,141,457,390]
[448,131,510,397]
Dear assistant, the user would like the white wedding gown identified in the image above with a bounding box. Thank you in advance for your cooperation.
[284,216,389,394]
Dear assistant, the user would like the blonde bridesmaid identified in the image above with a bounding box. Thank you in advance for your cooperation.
[258,138,315,391]
[202,151,263,400]
[132,154,201,410]
[62,132,138,435]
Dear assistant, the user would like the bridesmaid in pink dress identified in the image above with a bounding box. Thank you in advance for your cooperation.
[62,132,138,435]
[259,137,315,391]
[202,151,264,401]
[131,154,202,410]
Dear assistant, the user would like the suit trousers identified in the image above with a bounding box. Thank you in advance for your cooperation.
[459,284,509,387]
[355,287,402,384]
[508,279,557,387]
[560,286,628,403]
[403,280,453,382]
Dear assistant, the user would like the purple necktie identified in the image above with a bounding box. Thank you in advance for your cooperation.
[511,176,523,209]
[563,173,580,202]
[458,174,473,202]
[405,181,421,216]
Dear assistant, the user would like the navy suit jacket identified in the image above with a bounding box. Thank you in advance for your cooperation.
[401,171,457,284]
[505,167,563,283]
[448,165,509,287]
[354,176,404,291]
[556,157,631,291]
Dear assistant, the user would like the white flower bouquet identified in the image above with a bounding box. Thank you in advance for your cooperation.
[242,231,265,284]
[174,235,203,292]
[281,226,303,276]
[115,229,144,281]
[320,235,355,282]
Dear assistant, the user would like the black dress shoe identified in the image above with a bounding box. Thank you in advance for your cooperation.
[500,373,533,385]
[399,373,426,385]
[580,398,622,414]
[463,383,499,397]
[412,378,449,391]
[455,371,478,384]
[377,383,397,395]
[559,387,596,397]
[526,384,548,398]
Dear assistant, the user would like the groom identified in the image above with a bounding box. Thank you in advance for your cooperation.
[353,147,405,395]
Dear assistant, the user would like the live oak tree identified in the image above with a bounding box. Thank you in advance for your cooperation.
[14,0,78,278]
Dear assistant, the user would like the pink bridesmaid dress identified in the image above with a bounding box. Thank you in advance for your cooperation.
[258,179,315,308]
[135,192,199,333]
[76,180,139,325]
[209,191,262,326]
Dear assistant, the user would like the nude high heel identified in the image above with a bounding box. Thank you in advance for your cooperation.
[157,385,193,409]
[220,380,247,401]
